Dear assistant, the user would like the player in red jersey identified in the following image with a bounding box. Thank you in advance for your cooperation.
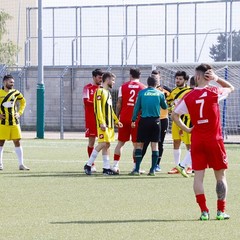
[82,69,103,171]
[111,68,146,173]
[172,63,234,221]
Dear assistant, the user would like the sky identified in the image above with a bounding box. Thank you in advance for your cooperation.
[39,0,239,65]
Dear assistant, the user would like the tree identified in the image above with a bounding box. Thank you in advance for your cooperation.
[209,30,240,62]
[0,9,19,65]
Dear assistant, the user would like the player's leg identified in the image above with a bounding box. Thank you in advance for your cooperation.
[11,125,29,170]
[112,141,125,171]
[156,117,168,172]
[148,141,158,175]
[168,122,181,174]
[0,140,5,170]
[214,169,229,220]
[194,170,209,220]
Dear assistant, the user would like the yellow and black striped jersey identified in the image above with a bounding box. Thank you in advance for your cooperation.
[0,89,26,126]
[94,88,119,128]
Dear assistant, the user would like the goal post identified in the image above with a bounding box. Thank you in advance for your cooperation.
[152,62,240,144]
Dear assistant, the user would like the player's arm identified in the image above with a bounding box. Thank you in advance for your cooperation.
[16,94,26,118]
[94,89,105,126]
[205,69,235,92]
[171,99,192,133]
[116,97,122,118]
[160,93,168,110]
[131,92,141,127]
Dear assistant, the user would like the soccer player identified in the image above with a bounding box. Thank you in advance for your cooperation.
[175,76,196,177]
[84,72,123,175]
[0,75,29,170]
[172,64,234,220]
[130,75,168,176]
[82,69,103,172]
[167,71,192,175]
[141,70,171,172]
[111,68,146,173]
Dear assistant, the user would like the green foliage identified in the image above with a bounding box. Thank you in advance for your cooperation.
[0,9,19,65]
[209,30,240,61]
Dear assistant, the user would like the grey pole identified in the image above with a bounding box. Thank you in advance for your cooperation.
[37,0,45,138]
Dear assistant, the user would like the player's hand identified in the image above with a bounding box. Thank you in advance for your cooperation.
[131,122,136,128]
[179,129,183,136]
[204,69,218,81]
[100,124,106,131]
[185,126,194,133]
[116,122,123,128]
[15,112,20,119]
[0,114,5,120]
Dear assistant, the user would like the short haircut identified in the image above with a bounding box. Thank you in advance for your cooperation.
[147,76,158,87]
[175,71,189,81]
[92,68,103,77]
[130,68,141,79]
[195,63,212,73]
[102,72,116,82]
[151,70,160,75]
[3,74,14,81]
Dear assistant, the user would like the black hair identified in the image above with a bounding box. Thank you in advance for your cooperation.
[130,68,141,79]
[3,74,14,81]
[92,68,103,77]
[175,71,189,81]
[195,63,212,73]
[102,72,116,82]
[151,70,160,75]
[147,76,158,87]
[189,76,196,87]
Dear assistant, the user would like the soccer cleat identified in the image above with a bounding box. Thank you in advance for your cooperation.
[91,166,97,173]
[199,211,210,221]
[19,164,30,171]
[102,168,116,175]
[176,165,189,178]
[111,166,120,175]
[0,164,3,170]
[147,171,155,176]
[216,211,230,220]
[132,168,145,174]
[168,167,179,174]
[129,171,140,176]
[84,164,92,175]
[155,164,161,172]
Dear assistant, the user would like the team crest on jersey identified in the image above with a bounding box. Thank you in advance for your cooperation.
[99,134,104,139]
[97,95,101,100]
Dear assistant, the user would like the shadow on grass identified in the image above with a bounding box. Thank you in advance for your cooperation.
[50,218,198,224]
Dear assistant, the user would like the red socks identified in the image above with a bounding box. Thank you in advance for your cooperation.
[196,194,209,212]
[114,154,120,161]
[217,199,226,212]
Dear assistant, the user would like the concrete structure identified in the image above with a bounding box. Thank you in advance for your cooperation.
[1,0,37,66]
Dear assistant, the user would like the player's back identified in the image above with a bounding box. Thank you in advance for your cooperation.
[184,86,222,140]
[120,80,146,121]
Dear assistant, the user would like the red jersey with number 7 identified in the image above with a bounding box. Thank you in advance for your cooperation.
[119,80,146,123]
[174,85,231,141]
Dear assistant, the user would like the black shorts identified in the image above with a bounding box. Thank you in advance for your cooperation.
[137,117,161,143]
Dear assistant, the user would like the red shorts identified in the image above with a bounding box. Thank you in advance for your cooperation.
[118,120,138,142]
[85,118,97,138]
[191,138,228,171]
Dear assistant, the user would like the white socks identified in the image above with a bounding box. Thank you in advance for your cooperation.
[15,146,24,165]
[103,155,110,169]
[87,149,98,166]
[173,149,181,165]
[0,147,3,166]
[180,150,192,168]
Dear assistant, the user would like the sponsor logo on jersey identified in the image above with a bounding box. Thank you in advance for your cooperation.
[99,134,104,139]
[144,92,160,96]
[97,95,101,100]
[128,85,140,89]
[199,92,207,98]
